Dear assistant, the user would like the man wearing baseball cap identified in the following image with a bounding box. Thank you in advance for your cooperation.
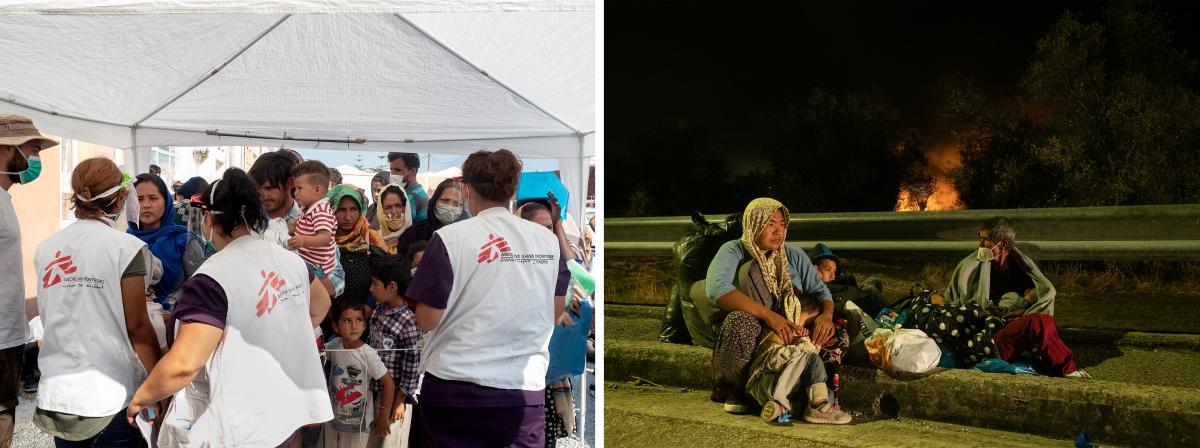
[0,114,58,446]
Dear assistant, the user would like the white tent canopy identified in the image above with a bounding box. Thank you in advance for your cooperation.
[0,0,594,217]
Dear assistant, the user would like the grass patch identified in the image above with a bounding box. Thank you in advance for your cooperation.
[606,257,674,303]
[1046,261,1200,294]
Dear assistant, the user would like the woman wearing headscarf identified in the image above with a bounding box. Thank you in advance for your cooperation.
[126,168,332,447]
[703,198,845,415]
[329,184,394,303]
[129,173,190,310]
[33,157,162,447]
[374,184,412,253]
[393,178,470,256]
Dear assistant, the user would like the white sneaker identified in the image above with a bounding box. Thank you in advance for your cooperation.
[1065,369,1093,379]
[803,402,852,425]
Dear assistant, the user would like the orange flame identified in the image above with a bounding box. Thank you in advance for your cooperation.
[895,143,965,211]
[895,177,963,212]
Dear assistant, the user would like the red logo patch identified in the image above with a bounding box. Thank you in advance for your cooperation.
[256,270,287,317]
[477,233,511,264]
[42,251,78,289]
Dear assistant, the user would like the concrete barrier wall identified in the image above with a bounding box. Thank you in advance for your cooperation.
[606,204,1200,260]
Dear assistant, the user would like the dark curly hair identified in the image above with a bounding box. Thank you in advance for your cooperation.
[248,150,298,189]
[461,149,521,202]
[200,168,269,235]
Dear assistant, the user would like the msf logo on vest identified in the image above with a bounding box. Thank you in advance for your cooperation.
[257,270,287,318]
[42,251,78,289]
[478,234,511,264]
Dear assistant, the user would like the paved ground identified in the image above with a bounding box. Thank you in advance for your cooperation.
[11,391,51,448]
[605,382,1089,448]
[12,363,597,448]
[555,361,597,448]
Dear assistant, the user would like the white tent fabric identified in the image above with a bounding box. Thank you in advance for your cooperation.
[0,0,593,217]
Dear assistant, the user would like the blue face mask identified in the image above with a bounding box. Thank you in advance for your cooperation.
[1,147,41,184]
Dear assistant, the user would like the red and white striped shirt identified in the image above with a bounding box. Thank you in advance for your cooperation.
[296,198,337,276]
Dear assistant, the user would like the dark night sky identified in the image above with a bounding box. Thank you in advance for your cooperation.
[607,1,1200,174]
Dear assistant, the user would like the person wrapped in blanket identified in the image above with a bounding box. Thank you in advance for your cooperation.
[704,198,850,424]
[913,217,1091,378]
[747,292,850,424]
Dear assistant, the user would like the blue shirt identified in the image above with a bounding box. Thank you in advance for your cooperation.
[407,182,429,223]
[705,240,832,305]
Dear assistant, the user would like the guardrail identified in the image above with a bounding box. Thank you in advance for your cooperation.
[605,204,1200,261]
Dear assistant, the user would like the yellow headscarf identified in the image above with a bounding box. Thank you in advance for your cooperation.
[375,183,412,244]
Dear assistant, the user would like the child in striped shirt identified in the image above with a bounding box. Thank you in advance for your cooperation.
[288,160,338,277]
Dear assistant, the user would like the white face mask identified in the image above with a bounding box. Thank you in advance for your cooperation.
[976,244,1002,262]
[389,173,406,191]
[434,203,461,224]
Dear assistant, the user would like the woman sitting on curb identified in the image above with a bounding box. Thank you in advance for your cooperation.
[704,197,849,423]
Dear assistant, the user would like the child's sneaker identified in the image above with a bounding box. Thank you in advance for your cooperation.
[803,402,852,425]
[760,400,790,424]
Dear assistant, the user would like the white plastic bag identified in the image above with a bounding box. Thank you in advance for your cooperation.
[864,328,940,374]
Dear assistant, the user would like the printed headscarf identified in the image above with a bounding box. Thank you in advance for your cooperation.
[741,197,805,324]
[328,184,393,255]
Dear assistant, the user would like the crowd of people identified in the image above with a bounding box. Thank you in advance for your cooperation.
[0,114,595,448]
[701,198,1089,426]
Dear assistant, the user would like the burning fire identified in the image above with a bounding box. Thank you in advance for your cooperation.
[895,143,965,211]
[895,177,963,211]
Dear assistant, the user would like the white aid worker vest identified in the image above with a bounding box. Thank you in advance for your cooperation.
[159,236,332,447]
[34,219,147,417]
[420,207,561,391]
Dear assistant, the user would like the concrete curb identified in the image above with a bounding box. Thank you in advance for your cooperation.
[605,338,1200,446]
[607,304,1200,350]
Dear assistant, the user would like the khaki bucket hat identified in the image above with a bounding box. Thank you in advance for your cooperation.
[0,114,59,150]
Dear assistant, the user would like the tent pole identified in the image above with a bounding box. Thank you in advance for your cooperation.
[576,132,587,443]
[131,127,139,174]
[579,133,589,224]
